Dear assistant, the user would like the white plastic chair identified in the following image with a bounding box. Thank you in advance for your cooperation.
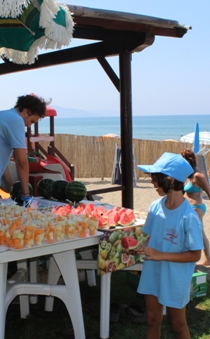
[45,249,96,312]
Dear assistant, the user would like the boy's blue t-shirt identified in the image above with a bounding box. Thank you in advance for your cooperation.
[0,108,26,181]
[137,196,204,308]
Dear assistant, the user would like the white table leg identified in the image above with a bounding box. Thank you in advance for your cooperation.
[53,250,86,339]
[0,263,7,339]
[100,272,111,339]
[79,249,96,286]
[17,260,30,318]
[45,256,61,311]
[29,258,38,304]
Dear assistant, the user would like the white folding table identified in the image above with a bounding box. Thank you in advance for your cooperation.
[0,232,112,339]
[0,198,143,338]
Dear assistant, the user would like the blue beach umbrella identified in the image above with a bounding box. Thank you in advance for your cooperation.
[193,122,200,154]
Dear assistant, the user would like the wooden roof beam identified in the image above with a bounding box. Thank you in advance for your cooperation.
[73,16,187,39]
[0,33,154,75]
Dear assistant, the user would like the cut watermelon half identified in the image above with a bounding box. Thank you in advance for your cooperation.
[107,211,120,227]
[118,211,135,226]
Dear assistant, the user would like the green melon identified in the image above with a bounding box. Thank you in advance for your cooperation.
[65,181,87,202]
[51,180,68,201]
[10,181,33,205]
[37,178,55,199]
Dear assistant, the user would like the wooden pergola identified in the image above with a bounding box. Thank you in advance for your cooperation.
[0,5,190,208]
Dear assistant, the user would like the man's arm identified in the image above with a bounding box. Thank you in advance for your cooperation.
[13,148,30,196]
[2,166,13,192]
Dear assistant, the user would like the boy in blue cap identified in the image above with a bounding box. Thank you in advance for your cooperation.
[137,152,203,339]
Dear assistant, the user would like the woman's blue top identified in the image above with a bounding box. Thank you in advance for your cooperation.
[184,181,202,193]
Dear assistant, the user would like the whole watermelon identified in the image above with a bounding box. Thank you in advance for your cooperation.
[37,178,55,199]
[51,180,68,201]
[65,181,87,202]
[10,181,33,204]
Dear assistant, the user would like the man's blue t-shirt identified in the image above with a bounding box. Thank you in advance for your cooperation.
[137,196,204,308]
[0,108,26,181]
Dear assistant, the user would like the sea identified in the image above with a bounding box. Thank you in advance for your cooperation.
[37,115,210,142]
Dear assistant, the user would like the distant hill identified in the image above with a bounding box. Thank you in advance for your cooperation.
[52,105,119,118]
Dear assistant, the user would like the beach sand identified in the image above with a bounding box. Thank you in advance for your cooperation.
[80,177,210,278]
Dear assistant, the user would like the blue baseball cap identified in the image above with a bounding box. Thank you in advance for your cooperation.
[137,152,193,182]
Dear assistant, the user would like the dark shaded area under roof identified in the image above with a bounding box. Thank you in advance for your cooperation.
[0,5,190,208]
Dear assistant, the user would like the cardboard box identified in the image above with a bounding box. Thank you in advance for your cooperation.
[190,272,207,299]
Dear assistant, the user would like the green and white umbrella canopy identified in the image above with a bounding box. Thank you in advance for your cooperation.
[0,0,31,17]
[0,0,74,64]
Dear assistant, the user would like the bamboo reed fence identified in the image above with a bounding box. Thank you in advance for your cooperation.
[38,135,210,179]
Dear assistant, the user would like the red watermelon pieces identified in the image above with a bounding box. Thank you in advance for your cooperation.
[126,209,136,219]
[112,206,121,212]
[95,205,107,216]
[92,211,107,227]
[103,209,113,217]
[118,210,135,226]
[52,203,136,228]
[83,203,95,215]
[121,236,139,250]
[118,207,126,215]
[76,202,86,211]
[107,210,120,227]
[52,204,72,216]
[98,206,136,227]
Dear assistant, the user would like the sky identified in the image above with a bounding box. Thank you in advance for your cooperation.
[1,0,210,116]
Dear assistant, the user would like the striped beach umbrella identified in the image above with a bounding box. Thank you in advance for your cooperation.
[181,130,210,147]
[0,0,74,64]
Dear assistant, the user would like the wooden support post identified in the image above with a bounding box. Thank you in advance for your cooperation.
[119,52,133,209]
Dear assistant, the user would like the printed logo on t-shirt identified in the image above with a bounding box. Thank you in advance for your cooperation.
[163,228,177,244]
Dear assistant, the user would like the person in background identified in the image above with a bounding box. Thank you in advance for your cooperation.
[181,149,210,266]
[137,152,203,339]
[0,94,48,206]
